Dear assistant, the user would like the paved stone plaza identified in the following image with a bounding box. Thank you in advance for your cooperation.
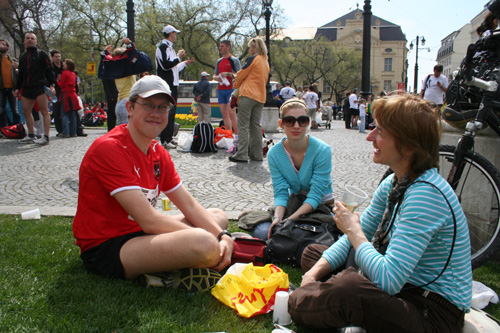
[0,120,386,219]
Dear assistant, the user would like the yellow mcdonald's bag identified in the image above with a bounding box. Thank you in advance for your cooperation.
[211,263,289,318]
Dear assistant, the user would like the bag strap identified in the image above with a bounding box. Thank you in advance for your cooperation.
[386,180,457,290]
[422,74,432,96]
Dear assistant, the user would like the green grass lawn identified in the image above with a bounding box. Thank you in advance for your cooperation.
[1,214,499,332]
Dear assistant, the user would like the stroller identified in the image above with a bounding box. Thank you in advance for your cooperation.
[320,106,333,129]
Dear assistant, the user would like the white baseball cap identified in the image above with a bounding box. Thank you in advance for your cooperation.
[201,71,210,77]
[163,25,180,34]
[129,75,175,104]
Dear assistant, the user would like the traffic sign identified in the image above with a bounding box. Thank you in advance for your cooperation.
[87,61,96,76]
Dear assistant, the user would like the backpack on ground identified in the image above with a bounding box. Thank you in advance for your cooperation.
[191,121,216,153]
[1,123,26,139]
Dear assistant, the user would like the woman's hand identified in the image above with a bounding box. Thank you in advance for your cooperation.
[301,270,318,286]
[267,216,282,239]
[332,202,360,234]
[332,202,367,249]
[301,257,331,286]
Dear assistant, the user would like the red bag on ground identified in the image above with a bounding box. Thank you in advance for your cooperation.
[214,126,233,144]
[1,123,26,139]
[231,237,267,266]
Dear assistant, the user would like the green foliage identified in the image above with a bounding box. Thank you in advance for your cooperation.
[271,37,362,103]
[1,0,287,103]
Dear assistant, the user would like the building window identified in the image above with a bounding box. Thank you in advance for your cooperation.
[384,80,392,91]
[323,82,331,94]
[384,58,393,72]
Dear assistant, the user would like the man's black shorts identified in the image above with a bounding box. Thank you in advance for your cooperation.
[350,108,359,117]
[21,85,45,99]
[80,231,146,279]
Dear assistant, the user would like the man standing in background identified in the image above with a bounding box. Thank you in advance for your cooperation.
[279,81,296,102]
[193,71,211,123]
[50,50,63,136]
[15,32,55,145]
[304,85,319,129]
[156,24,194,149]
[419,64,448,108]
[349,88,359,129]
[213,40,241,134]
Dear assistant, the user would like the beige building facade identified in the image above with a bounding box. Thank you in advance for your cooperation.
[316,9,407,96]
[277,8,408,99]
[436,9,488,81]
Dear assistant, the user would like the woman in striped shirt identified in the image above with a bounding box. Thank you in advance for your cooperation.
[288,94,472,332]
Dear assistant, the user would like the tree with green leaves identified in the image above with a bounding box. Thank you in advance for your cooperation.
[271,37,361,103]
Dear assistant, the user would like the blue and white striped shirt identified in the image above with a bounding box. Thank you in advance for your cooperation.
[322,168,472,311]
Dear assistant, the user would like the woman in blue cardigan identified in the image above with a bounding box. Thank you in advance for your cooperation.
[253,98,334,239]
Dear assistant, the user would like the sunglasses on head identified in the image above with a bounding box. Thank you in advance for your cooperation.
[282,115,310,127]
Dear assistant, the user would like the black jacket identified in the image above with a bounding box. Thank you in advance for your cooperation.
[16,47,55,90]
[192,77,211,103]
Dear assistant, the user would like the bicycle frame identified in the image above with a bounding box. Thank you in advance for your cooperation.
[447,94,500,190]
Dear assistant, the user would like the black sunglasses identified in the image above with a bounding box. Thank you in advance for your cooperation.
[282,115,310,127]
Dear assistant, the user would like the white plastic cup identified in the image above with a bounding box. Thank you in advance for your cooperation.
[341,185,368,212]
[273,291,292,325]
[21,208,41,220]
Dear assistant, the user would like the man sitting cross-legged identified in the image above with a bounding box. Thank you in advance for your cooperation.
[73,75,234,292]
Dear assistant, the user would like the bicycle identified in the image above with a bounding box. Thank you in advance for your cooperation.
[440,29,500,269]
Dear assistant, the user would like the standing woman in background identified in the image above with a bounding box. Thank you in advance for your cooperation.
[57,59,79,137]
[229,37,270,163]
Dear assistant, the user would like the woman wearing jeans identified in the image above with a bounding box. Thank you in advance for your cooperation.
[229,37,270,163]
[57,59,78,137]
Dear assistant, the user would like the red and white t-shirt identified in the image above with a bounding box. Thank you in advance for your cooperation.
[73,125,181,252]
[216,57,235,91]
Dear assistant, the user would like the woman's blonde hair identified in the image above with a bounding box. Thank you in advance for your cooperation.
[279,98,308,118]
[371,94,443,179]
[248,37,268,58]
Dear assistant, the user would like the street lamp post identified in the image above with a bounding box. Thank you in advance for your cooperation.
[361,0,372,100]
[262,0,275,107]
[126,0,135,42]
[409,36,426,94]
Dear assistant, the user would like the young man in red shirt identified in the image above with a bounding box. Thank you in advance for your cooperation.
[73,75,233,292]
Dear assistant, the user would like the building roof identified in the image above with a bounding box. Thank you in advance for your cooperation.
[275,27,318,41]
[316,9,406,42]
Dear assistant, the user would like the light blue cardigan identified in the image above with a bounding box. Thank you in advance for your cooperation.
[267,135,333,210]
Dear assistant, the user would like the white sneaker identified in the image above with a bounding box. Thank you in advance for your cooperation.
[34,136,49,145]
[19,136,36,144]
[163,142,177,149]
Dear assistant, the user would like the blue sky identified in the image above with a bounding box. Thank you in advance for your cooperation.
[273,0,487,91]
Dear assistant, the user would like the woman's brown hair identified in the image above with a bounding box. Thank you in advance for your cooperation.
[64,59,75,72]
[371,94,443,179]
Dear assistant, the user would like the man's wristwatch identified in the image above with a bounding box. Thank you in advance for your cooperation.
[217,230,232,242]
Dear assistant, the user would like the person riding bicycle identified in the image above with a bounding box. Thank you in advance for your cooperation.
[288,94,472,332]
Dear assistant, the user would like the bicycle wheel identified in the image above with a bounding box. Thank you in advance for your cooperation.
[439,145,500,269]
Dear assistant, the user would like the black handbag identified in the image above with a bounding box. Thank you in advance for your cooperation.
[265,216,342,267]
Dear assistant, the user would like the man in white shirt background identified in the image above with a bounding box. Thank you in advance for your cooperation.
[304,85,319,129]
[155,25,194,149]
[419,64,448,108]
[279,81,296,102]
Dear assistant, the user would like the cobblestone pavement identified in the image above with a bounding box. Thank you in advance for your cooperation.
[0,120,386,219]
